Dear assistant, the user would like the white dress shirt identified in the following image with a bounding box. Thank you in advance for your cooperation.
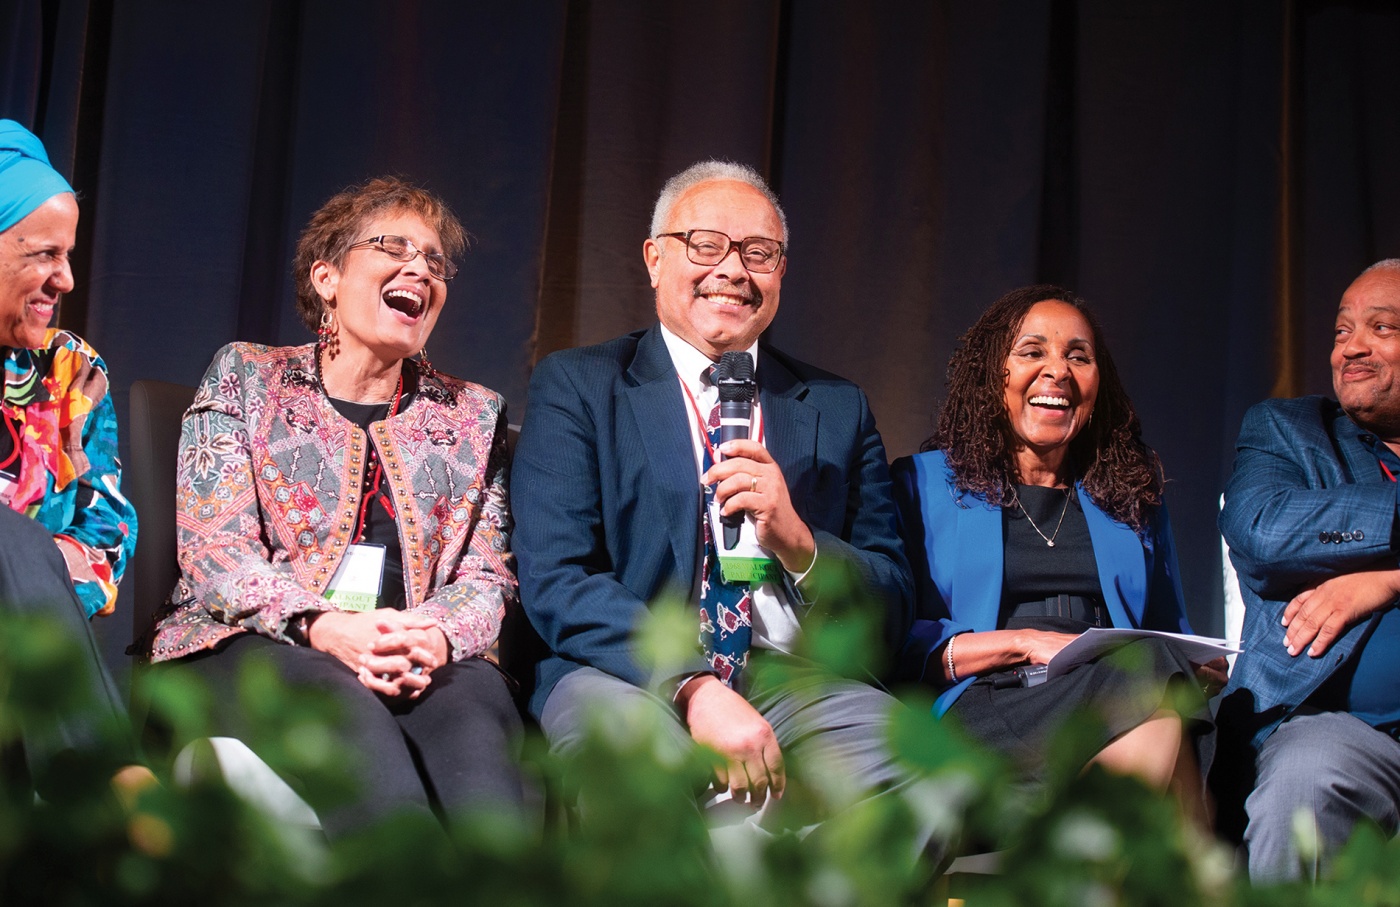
[658,323,808,653]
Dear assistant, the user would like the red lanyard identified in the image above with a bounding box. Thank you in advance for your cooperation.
[1382,459,1397,483]
[676,374,764,466]
[351,375,404,545]
[0,409,20,472]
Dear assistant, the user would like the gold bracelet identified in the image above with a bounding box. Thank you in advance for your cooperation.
[946,634,958,684]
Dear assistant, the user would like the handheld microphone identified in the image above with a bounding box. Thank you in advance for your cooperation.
[714,351,755,550]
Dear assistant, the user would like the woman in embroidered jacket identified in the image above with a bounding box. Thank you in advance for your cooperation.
[892,285,1225,825]
[148,177,522,835]
[0,120,138,789]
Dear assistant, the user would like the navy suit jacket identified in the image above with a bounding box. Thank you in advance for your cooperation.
[890,449,1191,716]
[511,325,913,718]
[1218,396,1400,752]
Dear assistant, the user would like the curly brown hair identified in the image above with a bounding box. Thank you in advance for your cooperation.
[292,176,468,333]
[924,284,1163,533]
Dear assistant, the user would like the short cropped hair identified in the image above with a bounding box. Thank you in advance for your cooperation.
[649,160,789,245]
[292,176,467,333]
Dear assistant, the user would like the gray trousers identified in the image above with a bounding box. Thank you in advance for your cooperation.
[541,659,918,835]
[1245,707,1400,881]
[0,504,129,787]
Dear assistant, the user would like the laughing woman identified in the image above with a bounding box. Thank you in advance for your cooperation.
[892,285,1225,824]
[0,120,138,790]
[147,177,522,836]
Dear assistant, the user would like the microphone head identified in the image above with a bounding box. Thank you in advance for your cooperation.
[715,351,755,402]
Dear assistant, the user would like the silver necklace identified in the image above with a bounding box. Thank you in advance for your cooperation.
[1011,485,1071,548]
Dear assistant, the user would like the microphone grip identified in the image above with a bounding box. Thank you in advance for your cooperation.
[717,400,751,449]
[717,399,751,549]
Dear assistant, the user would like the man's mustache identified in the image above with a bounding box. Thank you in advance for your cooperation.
[694,282,759,305]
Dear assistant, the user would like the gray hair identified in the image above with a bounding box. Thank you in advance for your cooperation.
[649,160,789,245]
[1363,258,1400,276]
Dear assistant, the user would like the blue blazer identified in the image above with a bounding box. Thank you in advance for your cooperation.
[1218,396,1399,752]
[512,325,913,718]
[890,449,1191,716]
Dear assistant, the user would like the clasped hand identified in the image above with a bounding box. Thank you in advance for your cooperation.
[308,609,450,699]
[702,439,815,574]
[1282,563,1400,657]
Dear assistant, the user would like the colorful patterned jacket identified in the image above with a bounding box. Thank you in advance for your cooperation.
[2,329,137,618]
[148,342,515,663]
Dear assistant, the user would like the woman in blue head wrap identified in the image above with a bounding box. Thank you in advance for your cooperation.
[0,120,140,790]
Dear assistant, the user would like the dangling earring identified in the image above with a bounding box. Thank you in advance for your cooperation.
[318,308,339,360]
[417,348,437,378]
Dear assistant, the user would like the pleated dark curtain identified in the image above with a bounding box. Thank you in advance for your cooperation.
[5,0,1400,667]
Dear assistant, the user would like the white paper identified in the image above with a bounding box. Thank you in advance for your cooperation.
[1046,627,1241,680]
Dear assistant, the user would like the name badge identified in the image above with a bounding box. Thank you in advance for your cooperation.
[323,542,386,611]
[706,499,782,584]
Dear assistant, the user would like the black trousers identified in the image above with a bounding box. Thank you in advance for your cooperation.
[0,504,130,786]
[179,632,523,838]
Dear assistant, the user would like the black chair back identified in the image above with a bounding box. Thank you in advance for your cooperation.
[126,380,196,645]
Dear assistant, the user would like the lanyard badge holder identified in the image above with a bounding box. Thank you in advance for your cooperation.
[322,376,403,612]
[706,500,782,584]
[323,542,386,611]
[681,366,782,586]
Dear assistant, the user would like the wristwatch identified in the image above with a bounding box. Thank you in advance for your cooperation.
[287,611,324,646]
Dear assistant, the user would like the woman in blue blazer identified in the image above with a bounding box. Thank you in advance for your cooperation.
[891,285,1224,820]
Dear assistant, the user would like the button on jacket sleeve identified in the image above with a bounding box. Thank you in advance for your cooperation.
[1221,397,1399,603]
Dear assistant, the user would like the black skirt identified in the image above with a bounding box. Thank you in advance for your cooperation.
[946,616,1213,781]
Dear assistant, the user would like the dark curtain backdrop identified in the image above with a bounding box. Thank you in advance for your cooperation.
[5,0,1400,676]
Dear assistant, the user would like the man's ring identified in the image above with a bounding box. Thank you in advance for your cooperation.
[749,475,758,493]
[411,665,425,675]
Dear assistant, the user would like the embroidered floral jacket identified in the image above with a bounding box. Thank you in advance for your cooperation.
[148,342,515,663]
[2,329,137,617]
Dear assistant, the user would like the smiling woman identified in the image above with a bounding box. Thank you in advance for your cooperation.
[891,284,1224,829]
[999,300,1101,488]
[0,120,139,792]
[144,177,523,837]
[0,193,77,349]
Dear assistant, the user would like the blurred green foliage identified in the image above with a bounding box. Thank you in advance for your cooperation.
[0,605,1398,904]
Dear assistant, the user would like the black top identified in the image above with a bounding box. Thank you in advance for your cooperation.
[1000,483,1102,623]
[328,391,414,611]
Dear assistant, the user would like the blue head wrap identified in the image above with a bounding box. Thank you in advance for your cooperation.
[0,120,74,233]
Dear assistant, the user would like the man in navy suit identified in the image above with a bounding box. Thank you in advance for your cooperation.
[1219,259,1400,880]
[512,160,913,818]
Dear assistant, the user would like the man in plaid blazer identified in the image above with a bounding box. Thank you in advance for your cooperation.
[1218,259,1400,880]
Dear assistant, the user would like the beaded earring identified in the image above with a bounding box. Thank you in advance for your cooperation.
[317,308,339,360]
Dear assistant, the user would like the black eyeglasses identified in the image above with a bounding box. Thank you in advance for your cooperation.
[348,235,458,281]
[656,230,785,274]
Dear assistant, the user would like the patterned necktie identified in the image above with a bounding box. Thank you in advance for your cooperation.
[698,372,752,688]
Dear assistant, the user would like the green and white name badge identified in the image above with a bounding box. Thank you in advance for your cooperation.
[323,542,386,612]
[706,498,783,584]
